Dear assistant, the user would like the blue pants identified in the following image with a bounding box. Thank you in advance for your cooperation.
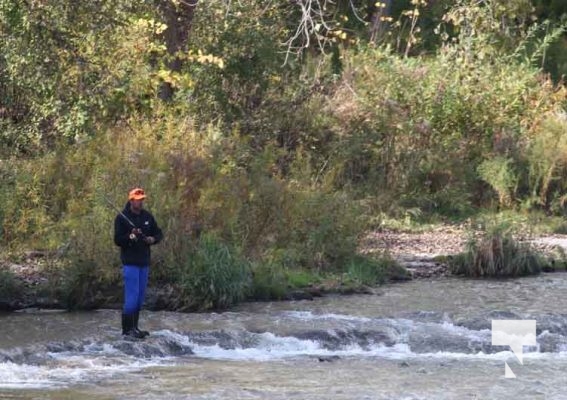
[122,265,149,315]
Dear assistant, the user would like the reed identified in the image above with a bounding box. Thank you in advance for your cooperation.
[450,229,546,278]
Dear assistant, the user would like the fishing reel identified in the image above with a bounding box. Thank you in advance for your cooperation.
[129,228,146,241]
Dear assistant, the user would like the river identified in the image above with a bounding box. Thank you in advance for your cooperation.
[2,274,567,399]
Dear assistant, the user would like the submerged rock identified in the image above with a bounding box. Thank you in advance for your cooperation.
[295,329,395,350]
[317,355,340,362]
[285,290,314,301]
[455,310,523,331]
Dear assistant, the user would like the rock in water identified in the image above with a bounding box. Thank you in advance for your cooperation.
[317,355,340,362]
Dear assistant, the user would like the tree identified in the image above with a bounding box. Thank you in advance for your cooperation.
[155,0,198,101]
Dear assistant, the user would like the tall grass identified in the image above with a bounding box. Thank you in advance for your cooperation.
[450,228,546,278]
[346,254,407,285]
[176,234,250,310]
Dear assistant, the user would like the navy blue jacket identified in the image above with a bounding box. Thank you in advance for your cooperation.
[114,203,163,267]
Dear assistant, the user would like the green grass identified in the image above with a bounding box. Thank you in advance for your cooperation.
[177,234,251,310]
[249,263,288,301]
[286,269,321,288]
[346,255,406,285]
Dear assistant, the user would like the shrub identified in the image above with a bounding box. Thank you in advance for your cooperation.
[177,234,251,310]
[280,189,363,270]
[48,194,122,310]
[0,269,22,309]
[52,258,119,311]
[346,254,407,285]
[249,263,288,301]
[198,145,366,271]
[449,228,547,278]
[477,156,518,208]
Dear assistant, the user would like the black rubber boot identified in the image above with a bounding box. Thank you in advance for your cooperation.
[121,313,130,335]
[122,313,145,339]
[133,311,150,338]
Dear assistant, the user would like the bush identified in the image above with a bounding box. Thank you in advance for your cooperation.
[279,189,363,270]
[176,234,251,310]
[346,254,407,285]
[52,258,119,311]
[0,269,22,309]
[449,228,547,278]
[249,263,288,301]
[198,145,366,271]
[49,196,122,310]
[0,115,372,310]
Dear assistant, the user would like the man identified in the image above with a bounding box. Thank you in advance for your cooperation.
[114,187,163,339]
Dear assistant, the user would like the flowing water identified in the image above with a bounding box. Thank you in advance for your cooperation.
[3,275,567,399]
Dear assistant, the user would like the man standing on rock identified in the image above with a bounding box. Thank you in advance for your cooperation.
[114,187,163,339]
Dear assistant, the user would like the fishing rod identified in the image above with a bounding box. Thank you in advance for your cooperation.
[102,194,137,228]
[102,193,149,242]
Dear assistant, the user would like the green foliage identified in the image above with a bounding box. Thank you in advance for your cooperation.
[314,45,563,215]
[51,207,121,310]
[0,268,21,304]
[198,142,366,271]
[2,0,567,310]
[449,226,547,277]
[0,0,153,152]
[250,263,288,301]
[177,234,251,310]
[477,157,518,207]
[526,117,567,211]
[286,269,320,288]
[346,255,404,285]
[52,258,118,311]
[186,0,291,124]
[469,209,567,236]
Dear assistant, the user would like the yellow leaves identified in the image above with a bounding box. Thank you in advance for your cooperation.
[157,69,175,83]
[148,42,167,53]
[155,69,193,90]
[129,18,168,57]
[330,29,348,41]
[134,18,167,35]
[192,50,225,69]
[177,49,225,69]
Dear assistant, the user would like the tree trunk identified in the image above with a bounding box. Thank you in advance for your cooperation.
[156,0,198,101]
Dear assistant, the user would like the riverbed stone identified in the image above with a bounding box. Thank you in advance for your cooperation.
[455,310,523,331]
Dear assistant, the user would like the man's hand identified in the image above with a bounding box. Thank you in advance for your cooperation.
[129,228,142,241]
[143,236,155,245]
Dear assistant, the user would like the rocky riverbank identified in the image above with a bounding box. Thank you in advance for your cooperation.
[3,226,567,311]
[361,227,567,279]
[360,226,468,279]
